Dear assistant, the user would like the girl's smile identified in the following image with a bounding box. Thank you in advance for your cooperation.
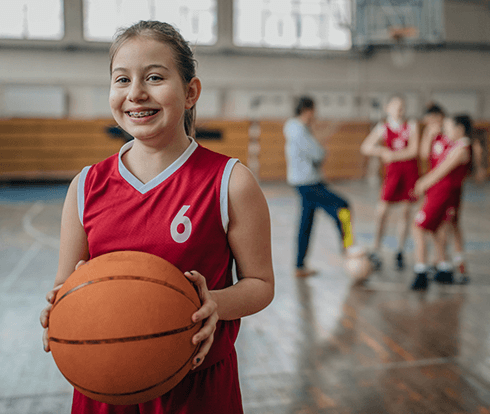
[109,37,191,144]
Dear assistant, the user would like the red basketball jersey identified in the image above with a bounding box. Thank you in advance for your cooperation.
[382,119,418,169]
[380,119,419,203]
[384,120,411,152]
[77,139,240,371]
[429,134,452,170]
[429,136,471,191]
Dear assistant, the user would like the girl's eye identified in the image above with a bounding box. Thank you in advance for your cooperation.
[148,75,163,82]
[115,77,130,84]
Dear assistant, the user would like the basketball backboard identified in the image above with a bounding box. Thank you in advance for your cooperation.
[349,0,445,48]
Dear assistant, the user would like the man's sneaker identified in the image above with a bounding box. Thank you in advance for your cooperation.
[295,267,318,278]
[433,270,454,284]
[411,272,429,290]
[368,253,382,271]
[395,252,404,270]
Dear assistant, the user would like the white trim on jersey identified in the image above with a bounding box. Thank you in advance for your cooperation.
[220,158,239,233]
[77,165,92,226]
[118,138,199,195]
[386,117,402,131]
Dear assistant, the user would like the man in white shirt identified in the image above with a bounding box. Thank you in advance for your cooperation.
[284,96,350,277]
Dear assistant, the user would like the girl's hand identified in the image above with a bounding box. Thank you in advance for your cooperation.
[380,148,394,163]
[414,177,428,196]
[184,271,219,370]
[40,260,87,352]
[40,284,63,352]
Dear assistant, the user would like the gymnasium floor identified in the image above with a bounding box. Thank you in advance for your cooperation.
[0,178,489,414]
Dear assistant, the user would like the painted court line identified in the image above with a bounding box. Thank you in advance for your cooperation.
[2,202,59,292]
[2,240,42,292]
[22,202,60,250]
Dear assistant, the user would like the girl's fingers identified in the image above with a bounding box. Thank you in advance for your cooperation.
[192,332,214,370]
[184,270,206,293]
[192,311,218,345]
[184,270,218,369]
[46,284,63,304]
[40,303,53,328]
[75,260,87,270]
[191,298,217,324]
[42,328,50,352]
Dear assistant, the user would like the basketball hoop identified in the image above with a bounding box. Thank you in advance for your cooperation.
[388,26,418,68]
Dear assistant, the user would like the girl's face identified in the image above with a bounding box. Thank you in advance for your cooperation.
[109,36,198,143]
[443,117,461,141]
[386,97,405,121]
[424,112,444,128]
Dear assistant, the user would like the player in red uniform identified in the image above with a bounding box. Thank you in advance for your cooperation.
[419,104,455,277]
[40,21,274,414]
[412,115,473,290]
[361,94,419,271]
[421,104,485,283]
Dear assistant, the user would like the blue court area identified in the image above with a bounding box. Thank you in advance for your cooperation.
[0,183,69,204]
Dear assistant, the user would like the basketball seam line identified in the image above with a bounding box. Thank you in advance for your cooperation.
[49,322,198,345]
[65,346,200,398]
[53,275,199,310]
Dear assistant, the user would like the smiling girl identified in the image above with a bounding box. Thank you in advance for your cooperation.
[40,21,274,414]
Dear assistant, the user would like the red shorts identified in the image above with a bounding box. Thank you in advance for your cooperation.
[71,349,243,414]
[381,160,419,203]
[447,187,462,224]
[414,186,457,232]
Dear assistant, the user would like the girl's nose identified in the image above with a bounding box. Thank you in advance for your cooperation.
[128,80,148,102]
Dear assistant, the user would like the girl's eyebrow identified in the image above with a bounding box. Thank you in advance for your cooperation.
[112,64,170,74]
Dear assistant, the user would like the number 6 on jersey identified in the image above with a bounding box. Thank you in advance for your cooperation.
[171,205,192,243]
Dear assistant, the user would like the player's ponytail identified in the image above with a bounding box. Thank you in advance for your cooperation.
[453,114,472,138]
[110,21,198,137]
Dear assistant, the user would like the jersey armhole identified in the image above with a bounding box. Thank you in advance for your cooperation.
[374,122,386,141]
[77,166,91,226]
[408,119,418,134]
[220,158,239,233]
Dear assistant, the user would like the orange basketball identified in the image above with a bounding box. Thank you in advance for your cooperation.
[48,251,202,405]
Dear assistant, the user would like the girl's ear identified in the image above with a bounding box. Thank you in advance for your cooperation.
[185,77,201,110]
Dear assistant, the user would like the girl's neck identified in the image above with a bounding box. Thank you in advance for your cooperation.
[122,131,191,184]
[387,116,404,128]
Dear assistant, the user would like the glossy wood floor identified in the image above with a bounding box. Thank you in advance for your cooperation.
[0,179,489,414]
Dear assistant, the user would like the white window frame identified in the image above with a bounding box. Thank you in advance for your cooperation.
[233,0,352,51]
[0,0,353,58]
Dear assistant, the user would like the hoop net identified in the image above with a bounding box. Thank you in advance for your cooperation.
[388,26,418,68]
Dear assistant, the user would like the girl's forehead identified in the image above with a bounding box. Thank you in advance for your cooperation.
[113,37,175,67]
[389,98,404,106]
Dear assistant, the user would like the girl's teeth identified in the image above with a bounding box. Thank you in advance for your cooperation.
[128,110,157,118]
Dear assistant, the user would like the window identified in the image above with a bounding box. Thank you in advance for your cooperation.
[0,0,64,40]
[234,0,351,50]
[83,0,217,45]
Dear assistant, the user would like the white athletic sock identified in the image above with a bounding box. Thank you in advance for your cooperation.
[414,263,428,273]
[346,245,364,256]
[436,261,453,272]
[453,254,464,265]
